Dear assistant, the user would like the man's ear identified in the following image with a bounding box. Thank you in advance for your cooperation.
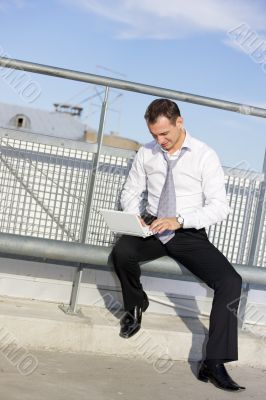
[176,116,183,126]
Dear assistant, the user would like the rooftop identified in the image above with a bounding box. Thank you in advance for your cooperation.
[0,101,86,140]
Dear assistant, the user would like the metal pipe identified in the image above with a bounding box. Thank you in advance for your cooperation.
[67,87,109,314]
[248,149,266,265]
[80,86,109,243]
[0,232,265,285]
[66,266,83,315]
[0,57,266,117]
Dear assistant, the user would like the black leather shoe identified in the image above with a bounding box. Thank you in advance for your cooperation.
[142,291,149,312]
[198,361,246,391]
[120,292,149,339]
[120,306,142,338]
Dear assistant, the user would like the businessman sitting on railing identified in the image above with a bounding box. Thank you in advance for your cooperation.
[111,98,245,392]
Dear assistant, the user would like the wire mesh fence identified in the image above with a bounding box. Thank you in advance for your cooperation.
[0,126,265,266]
[208,167,265,266]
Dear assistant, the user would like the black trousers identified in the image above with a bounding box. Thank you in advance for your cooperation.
[111,226,242,362]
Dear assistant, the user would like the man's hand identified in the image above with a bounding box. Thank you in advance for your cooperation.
[150,217,182,234]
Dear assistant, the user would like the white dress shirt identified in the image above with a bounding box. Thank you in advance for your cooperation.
[120,131,230,230]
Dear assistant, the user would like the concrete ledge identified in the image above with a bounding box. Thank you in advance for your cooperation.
[0,296,265,369]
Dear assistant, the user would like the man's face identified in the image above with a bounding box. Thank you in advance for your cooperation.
[147,115,184,153]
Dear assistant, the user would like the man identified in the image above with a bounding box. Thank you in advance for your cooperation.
[111,98,245,391]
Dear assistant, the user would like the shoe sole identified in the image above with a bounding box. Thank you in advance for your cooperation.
[198,375,245,391]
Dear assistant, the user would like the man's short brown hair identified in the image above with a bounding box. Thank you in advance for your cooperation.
[144,98,181,125]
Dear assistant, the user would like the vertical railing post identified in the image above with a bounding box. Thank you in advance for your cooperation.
[237,282,249,329]
[248,149,266,267]
[59,86,110,315]
[238,149,266,328]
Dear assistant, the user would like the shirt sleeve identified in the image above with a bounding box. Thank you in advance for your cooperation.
[120,147,147,215]
[181,148,230,230]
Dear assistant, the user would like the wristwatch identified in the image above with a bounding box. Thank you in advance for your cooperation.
[176,214,184,227]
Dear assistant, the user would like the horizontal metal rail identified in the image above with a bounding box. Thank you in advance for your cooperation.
[0,57,266,118]
[0,232,265,285]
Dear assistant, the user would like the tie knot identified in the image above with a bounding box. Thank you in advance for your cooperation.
[163,153,175,169]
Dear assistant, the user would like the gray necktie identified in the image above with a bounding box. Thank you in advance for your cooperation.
[157,152,177,244]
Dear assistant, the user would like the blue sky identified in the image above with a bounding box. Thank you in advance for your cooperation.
[0,0,266,171]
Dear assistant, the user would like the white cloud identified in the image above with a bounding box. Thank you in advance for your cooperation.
[62,0,266,39]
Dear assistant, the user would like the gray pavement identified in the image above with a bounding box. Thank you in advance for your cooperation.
[0,350,265,400]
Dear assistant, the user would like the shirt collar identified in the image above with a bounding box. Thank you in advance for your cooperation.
[181,130,193,150]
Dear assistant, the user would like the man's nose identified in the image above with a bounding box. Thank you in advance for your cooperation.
[157,136,164,144]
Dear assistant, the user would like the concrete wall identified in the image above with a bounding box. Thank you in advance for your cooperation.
[0,256,265,326]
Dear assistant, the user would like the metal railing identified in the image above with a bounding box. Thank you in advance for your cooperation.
[0,57,266,117]
[0,126,265,266]
[0,126,134,246]
[0,57,265,320]
[0,232,265,285]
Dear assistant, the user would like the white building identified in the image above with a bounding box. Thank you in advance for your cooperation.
[0,102,86,140]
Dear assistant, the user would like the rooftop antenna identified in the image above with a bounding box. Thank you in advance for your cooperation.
[59,66,127,133]
[85,65,126,135]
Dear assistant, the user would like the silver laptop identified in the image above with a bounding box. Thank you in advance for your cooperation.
[99,209,154,238]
